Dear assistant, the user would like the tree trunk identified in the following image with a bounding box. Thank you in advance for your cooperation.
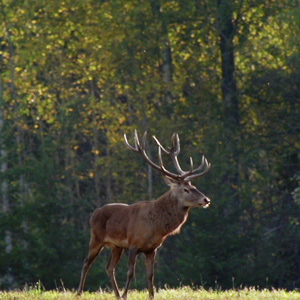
[217,0,241,202]
[0,66,14,287]
[150,0,173,103]
[105,142,113,204]
[89,80,102,205]
[218,0,240,130]
[1,11,16,283]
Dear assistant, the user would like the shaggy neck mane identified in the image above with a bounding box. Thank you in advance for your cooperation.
[152,190,189,236]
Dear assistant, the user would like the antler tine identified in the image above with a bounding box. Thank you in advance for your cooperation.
[134,129,142,150]
[138,131,162,172]
[140,131,147,150]
[189,157,194,172]
[170,134,186,175]
[172,133,180,156]
[124,132,138,152]
[152,135,169,154]
[195,156,208,173]
[153,133,180,156]
[153,134,187,176]
[154,133,190,176]
[157,145,171,175]
[158,144,164,167]
[184,156,211,182]
[124,131,181,180]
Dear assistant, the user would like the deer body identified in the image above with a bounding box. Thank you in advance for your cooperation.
[91,190,192,252]
[78,131,211,299]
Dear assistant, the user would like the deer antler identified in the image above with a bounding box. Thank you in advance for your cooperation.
[124,130,182,180]
[124,130,211,182]
[153,133,210,181]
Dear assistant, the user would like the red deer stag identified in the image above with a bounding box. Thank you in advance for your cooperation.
[78,130,211,299]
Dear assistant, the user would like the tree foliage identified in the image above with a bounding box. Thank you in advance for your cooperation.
[0,0,299,291]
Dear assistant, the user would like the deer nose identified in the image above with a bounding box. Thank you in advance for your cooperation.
[203,198,210,205]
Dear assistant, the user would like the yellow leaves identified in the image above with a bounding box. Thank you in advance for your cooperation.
[182,52,192,61]
[92,149,101,155]
[118,115,126,125]
[239,5,299,72]
[104,12,113,20]
[14,66,22,73]
[162,0,181,14]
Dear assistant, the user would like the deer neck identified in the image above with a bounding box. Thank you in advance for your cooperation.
[153,191,189,235]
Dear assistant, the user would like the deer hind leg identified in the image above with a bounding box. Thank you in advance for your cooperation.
[145,250,157,299]
[106,246,124,299]
[77,234,103,295]
[122,247,138,300]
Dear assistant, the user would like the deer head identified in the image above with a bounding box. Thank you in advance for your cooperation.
[124,130,211,208]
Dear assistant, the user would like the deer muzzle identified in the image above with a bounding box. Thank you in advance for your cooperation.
[202,197,211,208]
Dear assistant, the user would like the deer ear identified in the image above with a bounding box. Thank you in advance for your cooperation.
[163,175,179,187]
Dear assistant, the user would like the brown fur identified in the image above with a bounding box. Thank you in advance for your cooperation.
[91,191,188,252]
[78,181,210,299]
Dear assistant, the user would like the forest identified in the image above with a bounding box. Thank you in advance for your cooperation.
[0,0,300,293]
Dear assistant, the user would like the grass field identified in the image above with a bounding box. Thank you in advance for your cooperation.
[1,287,300,300]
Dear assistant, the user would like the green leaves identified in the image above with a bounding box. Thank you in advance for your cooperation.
[0,0,299,291]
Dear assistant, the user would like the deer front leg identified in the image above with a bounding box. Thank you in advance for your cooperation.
[145,250,156,299]
[106,247,124,299]
[122,248,138,299]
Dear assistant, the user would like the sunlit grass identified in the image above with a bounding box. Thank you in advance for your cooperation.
[1,287,300,300]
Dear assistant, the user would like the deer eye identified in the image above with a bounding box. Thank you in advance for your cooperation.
[183,188,190,193]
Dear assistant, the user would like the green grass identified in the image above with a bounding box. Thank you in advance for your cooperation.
[1,287,300,300]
